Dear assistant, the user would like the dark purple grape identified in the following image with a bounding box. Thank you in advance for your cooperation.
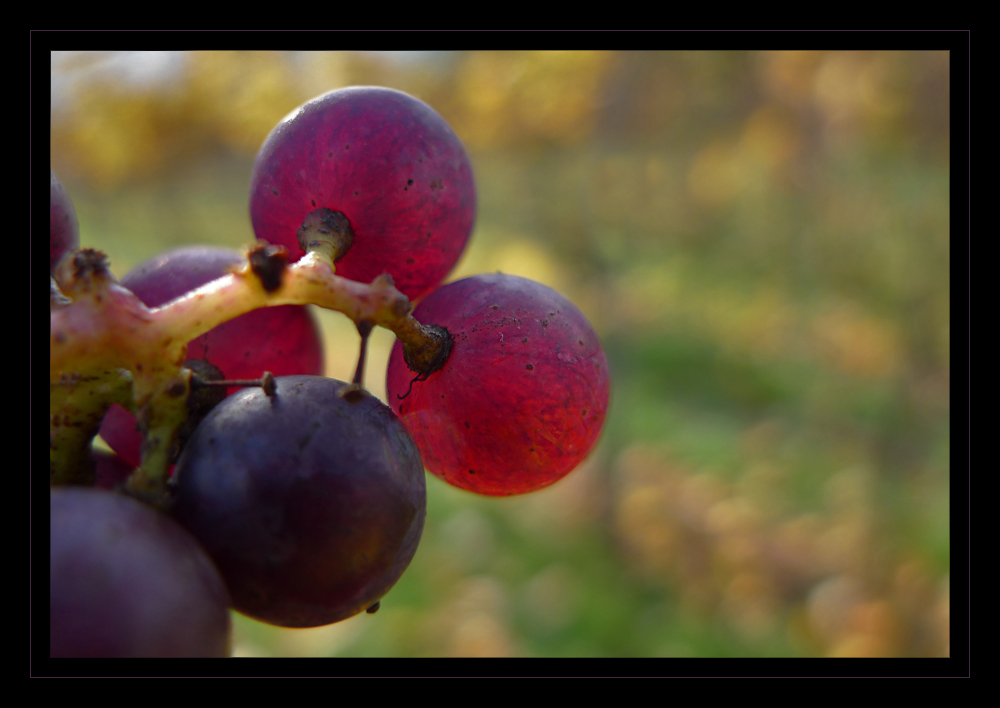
[170,375,426,628]
[99,246,324,466]
[386,274,610,496]
[50,170,79,271]
[249,86,476,300]
[50,487,231,657]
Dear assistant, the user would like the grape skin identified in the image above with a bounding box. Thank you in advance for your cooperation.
[170,375,426,628]
[249,86,476,300]
[386,273,610,496]
[98,246,324,466]
[49,170,79,271]
[50,487,231,657]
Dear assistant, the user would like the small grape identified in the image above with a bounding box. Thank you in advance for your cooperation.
[50,170,79,271]
[50,487,231,657]
[386,273,610,496]
[170,375,426,628]
[99,246,324,466]
[249,86,476,300]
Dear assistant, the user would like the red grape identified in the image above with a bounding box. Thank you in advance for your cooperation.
[50,170,79,271]
[50,487,231,657]
[386,273,610,496]
[249,86,476,300]
[170,376,426,628]
[99,246,324,466]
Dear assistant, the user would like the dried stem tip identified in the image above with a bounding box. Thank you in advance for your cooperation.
[249,244,290,293]
[297,208,355,262]
[402,323,453,376]
[71,249,113,281]
[54,249,116,296]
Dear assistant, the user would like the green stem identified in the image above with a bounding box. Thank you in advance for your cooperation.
[49,368,133,486]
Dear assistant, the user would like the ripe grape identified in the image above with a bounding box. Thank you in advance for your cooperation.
[249,86,476,300]
[99,246,324,466]
[386,273,610,496]
[170,375,426,628]
[50,170,79,271]
[50,487,231,657]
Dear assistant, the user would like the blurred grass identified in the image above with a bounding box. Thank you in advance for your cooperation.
[50,50,951,658]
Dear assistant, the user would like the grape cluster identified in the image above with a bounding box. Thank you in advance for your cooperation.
[48,86,610,657]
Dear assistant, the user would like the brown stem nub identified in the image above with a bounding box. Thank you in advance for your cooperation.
[402,323,453,377]
[71,249,113,281]
[297,208,355,262]
[54,249,117,297]
[249,244,290,293]
[261,371,277,397]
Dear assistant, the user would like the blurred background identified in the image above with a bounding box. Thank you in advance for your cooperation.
[50,50,951,658]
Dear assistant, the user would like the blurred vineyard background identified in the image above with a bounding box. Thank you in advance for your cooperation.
[49,50,951,658]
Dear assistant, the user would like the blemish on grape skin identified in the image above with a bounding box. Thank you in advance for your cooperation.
[525,364,534,370]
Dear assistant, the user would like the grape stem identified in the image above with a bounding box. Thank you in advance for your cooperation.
[49,245,452,504]
[353,321,374,386]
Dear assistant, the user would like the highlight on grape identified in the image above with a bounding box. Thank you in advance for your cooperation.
[49,86,610,657]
